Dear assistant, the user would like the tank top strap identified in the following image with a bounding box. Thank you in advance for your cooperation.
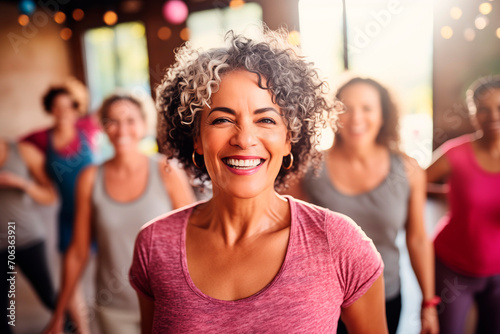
[382,152,409,194]
[92,163,106,205]
[147,155,166,198]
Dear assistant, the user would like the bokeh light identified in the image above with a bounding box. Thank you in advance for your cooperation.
[450,7,462,20]
[54,11,66,24]
[229,0,245,8]
[162,0,188,25]
[103,11,118,26]
[72,9,84,21]
[464,28,476,42]
[158,26,172,40]
[18,14,30,26]
[18,0,36,15]
[441,26,453,39]
[479,3,492,15]
[180,27,190,41]
[475,16,489,30]
[60,28,72,40]
[121,0,143,13]
[496,28,500,39]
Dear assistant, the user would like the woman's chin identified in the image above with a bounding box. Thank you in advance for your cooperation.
[214,182,273,200]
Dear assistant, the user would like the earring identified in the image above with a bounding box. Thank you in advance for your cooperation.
[192,151,204,169]
[282,153,294,170]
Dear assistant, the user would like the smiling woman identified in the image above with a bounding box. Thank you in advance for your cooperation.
[129,29,388,334]
[43,92,196,334]
[193,70,291,199]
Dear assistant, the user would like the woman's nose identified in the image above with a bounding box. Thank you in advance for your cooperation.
[116,121,129,135]
[229,123,258,150]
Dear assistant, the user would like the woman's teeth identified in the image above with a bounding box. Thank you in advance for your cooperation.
[350,126,365,134]
[118,137,131,145]
[224,158,263,169]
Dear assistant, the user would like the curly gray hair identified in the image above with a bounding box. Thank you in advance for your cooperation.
[156,29,341,189]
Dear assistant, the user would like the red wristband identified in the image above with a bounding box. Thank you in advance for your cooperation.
[422,296,441,308]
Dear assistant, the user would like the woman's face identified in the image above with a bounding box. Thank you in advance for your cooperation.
[337,83,383,148]
[473,87,500,140]
[51,94,79,125]
[103,99,146,154]
[195,70,291,199]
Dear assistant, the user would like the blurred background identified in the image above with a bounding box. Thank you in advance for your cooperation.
[1,0,500,164]
[0,0,499,333]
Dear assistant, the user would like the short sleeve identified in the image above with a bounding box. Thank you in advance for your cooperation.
[77,116,101,149]
[129,225,154,300]
[21,129,49,153]
[326,212,384,308]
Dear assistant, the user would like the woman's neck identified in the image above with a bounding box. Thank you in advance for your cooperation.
[108,150,146,172]
[477,132,500,159]
[196,189,290,247]
[331,141,385,162]
[53,121,76,136]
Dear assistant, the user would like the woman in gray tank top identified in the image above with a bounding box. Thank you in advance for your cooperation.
[44,93,196,334]
[287,78,439,334]
[0,139,57,334]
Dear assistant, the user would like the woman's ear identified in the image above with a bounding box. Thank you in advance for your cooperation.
[284,132,292,156]
[194,136,203,155]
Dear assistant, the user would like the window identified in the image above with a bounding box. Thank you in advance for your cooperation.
[83,21,151,112]
[186,2,263,50]
[83,22,155,160]
[299,0,434,167]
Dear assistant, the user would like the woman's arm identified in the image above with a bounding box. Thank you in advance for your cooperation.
[2,142,57,204]
[403,155,439,334]
[138,293,154,334]
[426,146,451,184]
[341,275,388,333]
[159,159,197,209]
[44,166,97,333]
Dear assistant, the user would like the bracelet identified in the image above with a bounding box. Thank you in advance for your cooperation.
[422,296,441,308]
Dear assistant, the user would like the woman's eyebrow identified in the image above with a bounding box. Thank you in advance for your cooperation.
[254,107,280,115]
[208,107,234,116]
[208,107,279,116]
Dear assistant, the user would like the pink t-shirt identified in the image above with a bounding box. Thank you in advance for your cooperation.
[434,135,500,277]
[129,196,383,333]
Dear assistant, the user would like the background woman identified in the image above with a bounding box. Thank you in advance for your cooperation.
[0,139,56,334]
[44,93,196,333]
[23,82,99,333]
[289,78,439,334]
[23,83,99,252]
[129,31,387,333]
[427,75,500,333]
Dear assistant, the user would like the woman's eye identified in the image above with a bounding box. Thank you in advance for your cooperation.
[211,118,231,125]
[104,120,117,128]
[258,118,276,125]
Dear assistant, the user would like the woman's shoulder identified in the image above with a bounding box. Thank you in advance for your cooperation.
[290,197,382,276]
[437,134,473,156]
[20,128,50,152]
[289,196,360,235]
[136,201,203,244]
